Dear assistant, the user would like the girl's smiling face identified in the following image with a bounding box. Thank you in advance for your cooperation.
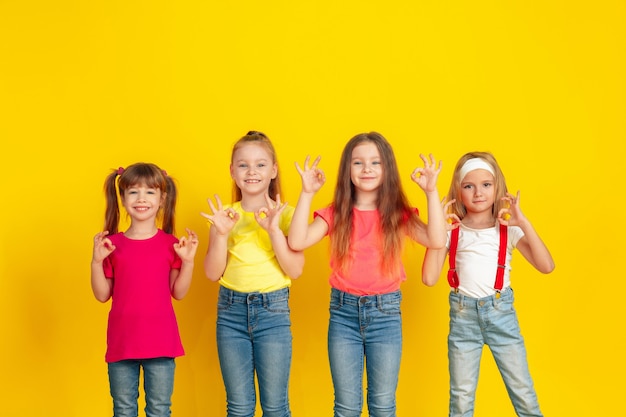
[230,142,277,197]
[350,142,383,192]
[121,183,163,221]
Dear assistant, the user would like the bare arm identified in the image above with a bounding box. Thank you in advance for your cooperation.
[170,229,199,299]
[288,156,329,251]
[91,231,114,302]
[422,246,449,286]
[407,154,447,249]
[201,195,239,281]
[498,191,555,274]
[255,193,305,279]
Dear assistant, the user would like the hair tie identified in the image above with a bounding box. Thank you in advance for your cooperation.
[162,170,168,177]
[117,167,125,176]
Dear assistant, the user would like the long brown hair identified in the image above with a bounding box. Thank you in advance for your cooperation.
[331,132,419,276]
[230,131,282,202]
[103,162,177,235]
[447,151,508,221]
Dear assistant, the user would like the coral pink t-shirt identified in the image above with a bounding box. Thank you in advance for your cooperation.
[314,206,416,296]
[102,230,184,363]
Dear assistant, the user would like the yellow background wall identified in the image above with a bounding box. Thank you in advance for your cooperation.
[1,1,623,416]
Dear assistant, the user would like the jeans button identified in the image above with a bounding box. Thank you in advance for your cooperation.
[479,301,485,307]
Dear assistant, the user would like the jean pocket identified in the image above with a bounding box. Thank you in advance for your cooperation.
[265,298,290,313]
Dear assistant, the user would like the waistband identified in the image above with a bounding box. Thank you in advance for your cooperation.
[449,287,513,306]
[218,286,290,304]
[331,287,402,306]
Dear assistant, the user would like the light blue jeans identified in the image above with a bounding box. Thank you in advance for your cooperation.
[448,288,543,417]
[328,288,403,417]
[107,357,175,417]
[216,286,292,417]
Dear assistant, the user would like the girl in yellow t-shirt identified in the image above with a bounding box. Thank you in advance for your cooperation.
[201,131,303,417]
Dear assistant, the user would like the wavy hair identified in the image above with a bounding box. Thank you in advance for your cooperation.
[331,132,419,276]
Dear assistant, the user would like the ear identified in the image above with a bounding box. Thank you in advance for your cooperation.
[160,191,167,207]
[230,164,234,179]
[271,162,278,179]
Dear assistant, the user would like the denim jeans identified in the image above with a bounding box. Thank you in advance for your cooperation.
[108,357,175,417]
[216,286,292,417]
[448,288,542,417]
[328,288,402,417]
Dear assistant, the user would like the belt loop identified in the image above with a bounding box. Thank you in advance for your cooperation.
[339,290,344,306]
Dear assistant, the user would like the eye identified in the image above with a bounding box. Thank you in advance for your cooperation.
[238,163,248,169]
[353,161,362,165]
[372,160,381,165]
[257,163,266,168]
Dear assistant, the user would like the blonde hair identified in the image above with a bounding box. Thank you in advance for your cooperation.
[447,151,508,221]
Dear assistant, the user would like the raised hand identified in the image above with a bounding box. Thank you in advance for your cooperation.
[92,231,115,262]
[201,194,240,236]
[295,155,325,194]
[442,197,461,231]
[174,228,199,262]
[498,190,527,226]
[411,153,442,194]
[255,192,287,233]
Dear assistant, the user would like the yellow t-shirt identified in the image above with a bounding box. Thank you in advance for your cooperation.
[219,201,294,293]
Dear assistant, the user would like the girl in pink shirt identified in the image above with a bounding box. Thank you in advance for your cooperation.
[91,162,198,417]
[288,132,447,417]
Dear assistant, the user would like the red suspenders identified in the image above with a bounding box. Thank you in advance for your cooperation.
[447,224,508,298]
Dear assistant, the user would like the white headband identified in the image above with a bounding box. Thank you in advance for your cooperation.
[459,158,494,181]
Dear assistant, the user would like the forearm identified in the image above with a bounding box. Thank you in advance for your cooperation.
[91,261,112,302]
[518,219,555,273]
[270,229,304,278]
[288,191,316,250]
[204,233,228,281]
[422,248,447,286]
[171,261,194,299]
[424,190,447,249]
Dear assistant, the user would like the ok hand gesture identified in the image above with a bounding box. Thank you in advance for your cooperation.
[255,193,287,233]
[295,155,325,194]
[201,194,240,236]
[411,153,442,194]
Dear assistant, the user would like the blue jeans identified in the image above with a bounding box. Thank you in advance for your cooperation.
[448,288,542,417]
[108,357,175,417]
[328,288,403,417]
[216,286,292,417]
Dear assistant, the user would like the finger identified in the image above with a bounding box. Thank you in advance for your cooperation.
[304,155,311,169]
[311,155,321,169]
[264,192,276,208]
[275,193,282,205]
[207,198,218,213]
[214,194,224,210]
[295,161,304,175]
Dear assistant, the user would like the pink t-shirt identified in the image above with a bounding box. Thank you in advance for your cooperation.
[314,206,416,296]
[102,229,184,363]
